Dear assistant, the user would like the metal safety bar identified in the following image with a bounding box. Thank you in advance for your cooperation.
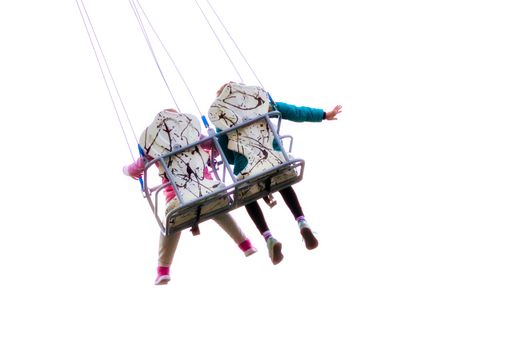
[141,111,305,234]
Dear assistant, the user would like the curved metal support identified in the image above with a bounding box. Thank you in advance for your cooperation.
[141,111,305,235]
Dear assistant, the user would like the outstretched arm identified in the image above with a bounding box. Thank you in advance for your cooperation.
[275,102,343,123]
[123,157,147,180]
[324,105,342,121]
[275,102,325,122]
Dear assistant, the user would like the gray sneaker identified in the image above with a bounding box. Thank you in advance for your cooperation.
[299,220,318,250]
[266,237,284,265]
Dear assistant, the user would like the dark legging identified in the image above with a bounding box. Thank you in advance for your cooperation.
[245,186,304,234]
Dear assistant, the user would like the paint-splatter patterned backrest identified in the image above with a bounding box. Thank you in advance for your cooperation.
[140,110,201,158]
[209,83,269,129]
[209,82,289,178]
[139,110,223,203]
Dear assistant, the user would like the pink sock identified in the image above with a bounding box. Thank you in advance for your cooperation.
[157,266,170,276]
[238,239,253,252]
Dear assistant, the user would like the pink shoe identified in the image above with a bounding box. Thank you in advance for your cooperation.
[244,246,258,257]
[155,275,170,285]
[155,266,171,285]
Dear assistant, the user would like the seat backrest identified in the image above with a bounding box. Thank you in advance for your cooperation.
[139,110,223,203]
[140,110,201,157]
[208,82,288,178]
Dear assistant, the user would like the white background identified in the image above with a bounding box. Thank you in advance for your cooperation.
[1,1,527,349]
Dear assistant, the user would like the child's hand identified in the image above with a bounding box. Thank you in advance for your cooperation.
[123,165,140,180]
[325,105,342,120]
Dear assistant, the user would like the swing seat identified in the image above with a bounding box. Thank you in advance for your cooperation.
[233,160,302,205]
[165,185,232,235]
[208,82,305,205]
[140,110,234,235]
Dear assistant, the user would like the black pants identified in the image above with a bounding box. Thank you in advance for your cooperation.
[245,186,304,234]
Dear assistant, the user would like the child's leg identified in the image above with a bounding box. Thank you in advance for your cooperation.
[158,231,181,266]
[213,213,257,257]
[245,201,283,264]
[213,212,246,244]
[245,201,270,233]
[279,186,318,250]
[156,231,182,285]
[278,186,304,218]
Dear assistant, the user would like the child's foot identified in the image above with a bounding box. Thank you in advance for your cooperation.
[299,220,318,250]
[155,275,171,285]
[239,239,257,257]
[244,246,258,257]
[266,237,284,265]
[155,266,171,285]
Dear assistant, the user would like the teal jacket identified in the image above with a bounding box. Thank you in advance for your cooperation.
[217,102,324,175]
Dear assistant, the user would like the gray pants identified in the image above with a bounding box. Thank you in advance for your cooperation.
[158,212,247,266]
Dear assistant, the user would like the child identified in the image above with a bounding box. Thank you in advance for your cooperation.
[209,82,342,265]
[123,109,257,285]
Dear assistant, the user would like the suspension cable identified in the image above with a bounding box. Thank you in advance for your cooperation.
[131,0,203,117]
[76,0,138,160]
[192,0,244,83]
[129,0,181,112]
[204,0,265,89]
